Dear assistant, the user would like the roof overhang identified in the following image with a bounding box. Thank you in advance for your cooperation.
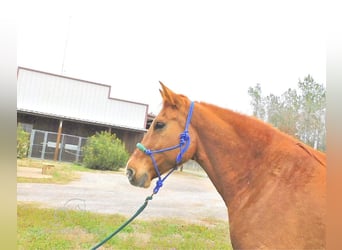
[17,109,147,133]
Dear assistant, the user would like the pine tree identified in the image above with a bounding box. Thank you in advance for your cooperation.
[247,75,326,151]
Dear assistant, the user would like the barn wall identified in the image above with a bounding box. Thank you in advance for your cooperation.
[17,113,144,154]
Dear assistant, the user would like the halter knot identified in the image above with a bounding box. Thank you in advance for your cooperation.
[179,130,190,145]
[153,179,164,194]
[144,149,152,156]
[176,130,191,164]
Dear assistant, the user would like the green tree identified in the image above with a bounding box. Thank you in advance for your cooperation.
[82,131,129,171]
[297,75,326,151]
[17,124,30,158]
[248,83,265,120]
[265,94,282,131]
[282,88,300,136]
[248,75,326,151]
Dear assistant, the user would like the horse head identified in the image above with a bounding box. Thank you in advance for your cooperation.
[126,82,197,188]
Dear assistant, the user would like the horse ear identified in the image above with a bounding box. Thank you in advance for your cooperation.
[159,81,179,107]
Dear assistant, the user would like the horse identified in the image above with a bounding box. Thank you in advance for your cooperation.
[126,82,326,249]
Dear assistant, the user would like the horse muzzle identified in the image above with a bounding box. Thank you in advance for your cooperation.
[126,167,150,188]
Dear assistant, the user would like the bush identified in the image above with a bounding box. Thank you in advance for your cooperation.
[17,124,30,158]
[82,131,129,171]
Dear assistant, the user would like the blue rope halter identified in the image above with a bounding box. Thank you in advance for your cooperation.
[136,101,195,194]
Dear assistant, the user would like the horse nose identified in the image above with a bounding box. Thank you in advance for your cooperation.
[126,168,135,181]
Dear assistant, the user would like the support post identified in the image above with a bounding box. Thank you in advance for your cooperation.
[53,120,63,161]
[41,131,48,159]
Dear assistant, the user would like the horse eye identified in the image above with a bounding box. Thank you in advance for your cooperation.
[154,121,165,130]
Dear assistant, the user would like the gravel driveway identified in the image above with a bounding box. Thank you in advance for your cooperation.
[17,169,227,223]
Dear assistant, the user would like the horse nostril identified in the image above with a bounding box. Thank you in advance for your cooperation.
[126,168,135,181]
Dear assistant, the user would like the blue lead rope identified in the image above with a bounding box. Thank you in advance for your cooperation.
[91,101,195,249]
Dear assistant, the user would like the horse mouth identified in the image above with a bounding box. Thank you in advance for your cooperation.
[127,172,150,188]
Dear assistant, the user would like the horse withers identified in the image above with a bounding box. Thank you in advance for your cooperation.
[126,82,326,249]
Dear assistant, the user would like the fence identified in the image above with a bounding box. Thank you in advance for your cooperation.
[28,129,88,163]
[27,129,206,172]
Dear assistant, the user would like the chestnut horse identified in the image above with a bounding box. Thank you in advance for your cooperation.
[126,83,326,249]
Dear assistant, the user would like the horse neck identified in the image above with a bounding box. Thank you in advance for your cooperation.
[191,102,276,205]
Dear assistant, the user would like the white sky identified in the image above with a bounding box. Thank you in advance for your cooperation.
[17,0,326,115]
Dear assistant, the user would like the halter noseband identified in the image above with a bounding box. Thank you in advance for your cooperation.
[136,101,195,194]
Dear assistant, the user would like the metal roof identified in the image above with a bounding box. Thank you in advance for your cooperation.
[17,67,148,131]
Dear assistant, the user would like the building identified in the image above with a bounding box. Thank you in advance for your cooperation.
[17,67,151,162]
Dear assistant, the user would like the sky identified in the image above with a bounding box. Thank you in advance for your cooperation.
[17,0,326,115]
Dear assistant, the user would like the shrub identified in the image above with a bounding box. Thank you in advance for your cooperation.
[17,124,30,158]
[82,131,129,171]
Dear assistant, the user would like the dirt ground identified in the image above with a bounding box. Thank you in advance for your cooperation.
[17,166,52,179]
[17,167,228,223]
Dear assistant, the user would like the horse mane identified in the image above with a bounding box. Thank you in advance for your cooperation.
[197,101,326,166]
[295,142,326,167]
[198,101,279,143]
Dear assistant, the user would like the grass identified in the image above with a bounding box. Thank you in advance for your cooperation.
[17,158,232,249]
[18,203,232,250]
